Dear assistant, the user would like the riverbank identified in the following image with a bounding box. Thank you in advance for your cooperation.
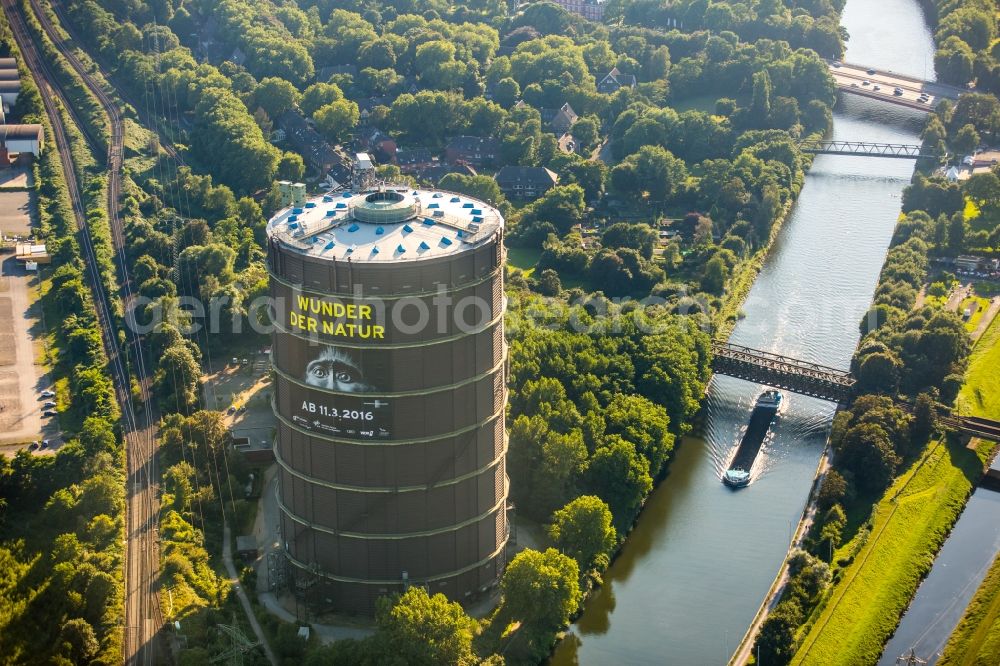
[728,448,831,665]
[938,545,1000,665]
[791,437,993,665]
[713,198,795,340]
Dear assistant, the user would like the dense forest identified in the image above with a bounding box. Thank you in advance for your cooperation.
[924,0,999,92]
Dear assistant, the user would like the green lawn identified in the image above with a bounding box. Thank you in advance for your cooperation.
[960,295,991,333]
[506,246,541,278]
[956,314,1000,420]
[939,551,1000,666]
[791,438,991,666]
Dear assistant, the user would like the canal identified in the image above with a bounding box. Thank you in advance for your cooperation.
[877,461,1000,665]
[550,0,936,663]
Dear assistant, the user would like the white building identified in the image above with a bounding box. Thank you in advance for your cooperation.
[0,124,42,156]
[0,80,21,106]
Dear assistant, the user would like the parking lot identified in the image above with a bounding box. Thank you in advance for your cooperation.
[202,350,275,448]
[0,255,58,452]
[0,190,32,237]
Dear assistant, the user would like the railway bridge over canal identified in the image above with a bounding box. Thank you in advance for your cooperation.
[710,342,856,403]
[711,343,1000,441]
[799,140,938,160]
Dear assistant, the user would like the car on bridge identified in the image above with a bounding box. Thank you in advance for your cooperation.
[867,68,876,75]
[894,87,903,95]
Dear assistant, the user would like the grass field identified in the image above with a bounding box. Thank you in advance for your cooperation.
[956,314,1000,420]
[506,246,541,278]
[960,295,991,332]
[939,550,1000,666]
[791,438,991,666]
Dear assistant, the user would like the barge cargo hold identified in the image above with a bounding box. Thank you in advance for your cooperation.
[723,390,783,488]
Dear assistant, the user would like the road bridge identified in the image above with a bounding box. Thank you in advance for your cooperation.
[827,60,969,112]
[710,342,856,403]
[799,140,938,159]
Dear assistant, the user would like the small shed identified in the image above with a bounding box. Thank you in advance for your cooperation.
[235,535,258,560]
[15,241,49,264]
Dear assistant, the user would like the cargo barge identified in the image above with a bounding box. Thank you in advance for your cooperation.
[723,390,783,488]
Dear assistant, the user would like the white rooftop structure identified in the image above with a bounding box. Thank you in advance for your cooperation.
[266,185,504,263]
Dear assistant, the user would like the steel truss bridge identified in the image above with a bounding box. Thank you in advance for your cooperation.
[710,342,856,403]
[799,140,938,159]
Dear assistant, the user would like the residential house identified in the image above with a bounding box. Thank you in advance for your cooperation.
[540,103,578,135]
[445,136,500,167]
[417,162,478,185]
[277,111,339,173]
[495,166,559,200]
[597,67,637,94]
[316,64,358,82]
[357,97,392,125]
[552,0,605,21]
[363,128,397,163]
[394,148,434,173]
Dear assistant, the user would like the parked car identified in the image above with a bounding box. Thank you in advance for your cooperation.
[42,409,56,417]
[28,442,38,450]
[42,401,56,408]
[40,390,55,398]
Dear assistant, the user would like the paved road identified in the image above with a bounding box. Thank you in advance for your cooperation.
[829,61,968,111]
[971,297,1000,342]
[222,523,279,666]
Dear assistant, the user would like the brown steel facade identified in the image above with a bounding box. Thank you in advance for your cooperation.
[267,219,509,615]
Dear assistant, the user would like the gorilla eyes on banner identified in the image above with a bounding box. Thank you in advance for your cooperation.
[303,346,377,392]
[287,345,391,439]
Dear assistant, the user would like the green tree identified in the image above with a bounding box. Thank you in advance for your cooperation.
[534,268,562,296]
[750,70,772,126]
[837,423,900,494]
[585,436,653,528]
[374,588,477,665]
[952,123,981,154]
[501,548,582,630]
[493,77,521,108]
[254,77,300,119]
[700,255,729,294]
[277,152,305,181]
[754,599,803,665]
[314,99,360,143]
[301,82,344,116]
[58,618,100,663]
[601,222,657,259]
[547,495,617,570]
[611,145,688,202]
[523,184,587,234]
[570,116,600,151]
[816,469,849,512]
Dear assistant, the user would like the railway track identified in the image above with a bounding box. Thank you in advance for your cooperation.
[47,0,185,167]
[2,1,163,663]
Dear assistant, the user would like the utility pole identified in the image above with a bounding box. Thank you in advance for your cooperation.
[896,649,927,666]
